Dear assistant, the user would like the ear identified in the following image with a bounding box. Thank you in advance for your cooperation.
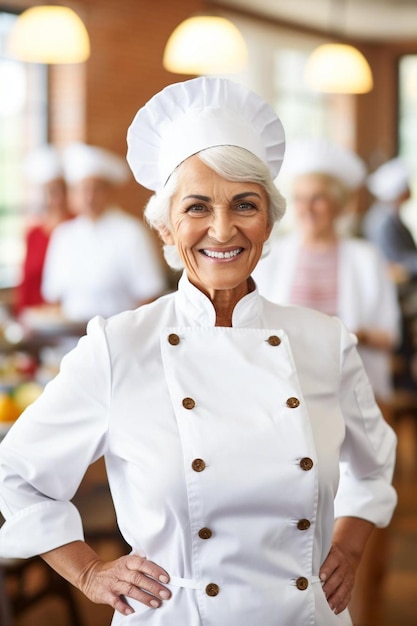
[265,221,273,241]
[157,224,175,245]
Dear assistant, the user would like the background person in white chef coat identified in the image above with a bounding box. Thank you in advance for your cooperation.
[15,144,72,317]
[0,78,397,626]
[252,138,401,625]
[41,142,168,322]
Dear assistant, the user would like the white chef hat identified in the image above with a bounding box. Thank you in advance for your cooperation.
[366,157,410,202]
[22,144,64,185]
[62,142,130,185]
[126,76,286,191]
[280,138,367,190]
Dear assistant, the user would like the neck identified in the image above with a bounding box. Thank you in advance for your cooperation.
[301,232,338,249]
[201,278,255,327]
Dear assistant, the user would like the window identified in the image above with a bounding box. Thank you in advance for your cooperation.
[398,54,417,240]
[224,14,357,232]
[0,10,48,288]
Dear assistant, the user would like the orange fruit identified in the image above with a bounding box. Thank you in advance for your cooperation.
[0,392,21,423]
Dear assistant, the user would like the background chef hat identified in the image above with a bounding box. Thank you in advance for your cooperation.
[366,157,411,202]
[126,76,286,191]
[280,137,367,190]
[22,144,64,185]
[62,142,130,186]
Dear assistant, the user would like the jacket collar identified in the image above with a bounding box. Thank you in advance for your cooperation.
[175,272,263,328]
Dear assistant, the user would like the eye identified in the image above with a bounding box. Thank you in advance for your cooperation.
[235,201,258,213]
[185,203,209,215]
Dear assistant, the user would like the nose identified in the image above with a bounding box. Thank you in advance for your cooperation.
[208,209,237,242]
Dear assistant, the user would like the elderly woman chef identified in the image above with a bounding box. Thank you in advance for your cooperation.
[0,77,396,626]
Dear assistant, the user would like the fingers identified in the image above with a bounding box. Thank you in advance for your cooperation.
[127,554,170,584]
[83,554,171,616]
[320,545,355,614]
[116,555,171,611]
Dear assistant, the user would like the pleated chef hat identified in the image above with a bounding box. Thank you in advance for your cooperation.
[126,76,286,191]
[22,144,64,185]
[367,157,410,202]
[62,142,130,186]
[280,138,366,190]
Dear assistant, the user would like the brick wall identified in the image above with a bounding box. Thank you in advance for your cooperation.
[3,0,204,218]
[79,0,204,216]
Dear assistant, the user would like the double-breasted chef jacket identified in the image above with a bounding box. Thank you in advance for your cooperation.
[0,274,397,626]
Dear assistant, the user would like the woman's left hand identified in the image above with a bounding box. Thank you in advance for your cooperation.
[319,542,356,614]
[320,516,375,615]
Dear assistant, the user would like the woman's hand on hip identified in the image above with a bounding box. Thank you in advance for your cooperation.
[319,542,356,614]
[79,554,171,615]
[320,516,375,615]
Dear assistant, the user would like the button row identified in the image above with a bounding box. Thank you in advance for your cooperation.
[182,396,301,411]
[191,457,313,473]
[205,577,309,596]
[169,334,283,347]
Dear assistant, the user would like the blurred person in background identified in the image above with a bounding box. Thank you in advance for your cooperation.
[253,138,401,626]
[363,157,416,280]
[254,138,400,418]
[15,144,72,318]
[41,142,168,323]
[363,156,417,395]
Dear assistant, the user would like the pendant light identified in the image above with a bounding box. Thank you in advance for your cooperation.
[304,0,373,94]
[163,15,247,75]
[7,5,90,64]
[305,43,373,93]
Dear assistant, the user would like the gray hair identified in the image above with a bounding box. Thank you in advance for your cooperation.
[144,145,286,269]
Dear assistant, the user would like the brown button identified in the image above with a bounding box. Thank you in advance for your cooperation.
[297,519,311,531]
[192,458,206,472]
[205,583,219,596]
[286,397,300,409]
[300,457,314,471]
[267,335,281,346]
[198,527,212,540]
[168,333,180,345]
[296,577,309,591]
[182,397,195,410]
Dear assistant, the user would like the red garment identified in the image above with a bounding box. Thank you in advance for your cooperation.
[15,225,50,314]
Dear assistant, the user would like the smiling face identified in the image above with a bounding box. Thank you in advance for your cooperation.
[293,173,342,243]
[159,155,272,301]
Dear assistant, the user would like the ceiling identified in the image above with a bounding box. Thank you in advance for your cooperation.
[212,0,417,42]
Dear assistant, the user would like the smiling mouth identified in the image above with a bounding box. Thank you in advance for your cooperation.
[202,248,244,259]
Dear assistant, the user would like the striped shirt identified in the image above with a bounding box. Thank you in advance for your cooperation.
[290,245,339,316]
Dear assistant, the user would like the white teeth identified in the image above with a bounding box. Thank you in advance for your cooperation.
[203,248,242,259]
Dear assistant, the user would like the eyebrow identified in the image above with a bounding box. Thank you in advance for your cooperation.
[182,191,263,202]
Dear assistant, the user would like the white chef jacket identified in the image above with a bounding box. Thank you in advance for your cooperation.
[253,234,401,401]
[0,274,397,626]
[42,208,167,321]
